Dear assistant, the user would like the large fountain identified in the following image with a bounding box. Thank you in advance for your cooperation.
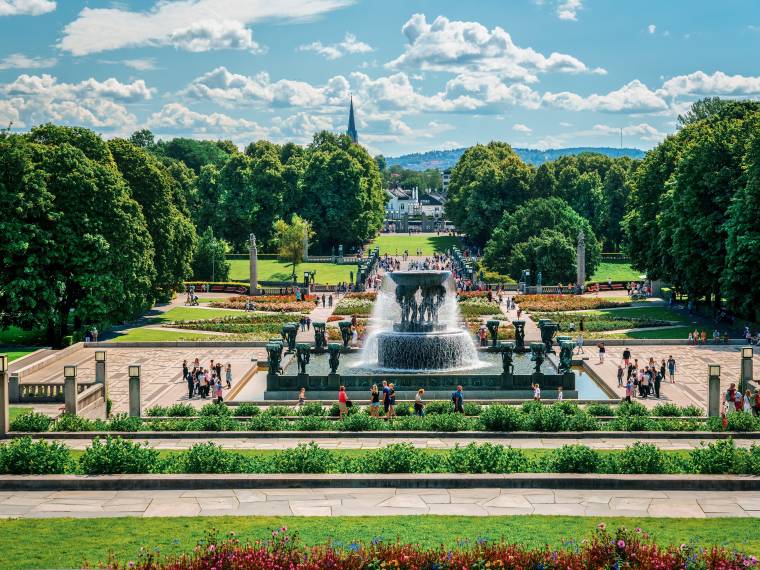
[373,271,479,371]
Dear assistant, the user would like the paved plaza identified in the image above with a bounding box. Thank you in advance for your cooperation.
[1,488,758,518]
[16,346,264,413]
[586,345,755,409]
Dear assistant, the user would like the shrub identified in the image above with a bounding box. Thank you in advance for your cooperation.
[520,400,543,415]
[180,443,250,474]
[609,416,660,432]
[186,416,240,431]
[651,403,682,417]
[50,413,103,432]
[298,402,326,416]
[585,403,614,417]
[79,437,159,474]
[523,405,568,432]
[446,443,530,474]
[394,403,413,417]
[265,405,294,417]
[421,401,452,415]
[273,443,336,473]
[0,437,71,474]
[746,445,760,475]
[247,415,287,431]
[144,406,167,417]
[480,405,524,431]
[543,445,601,473]
[614,442,668,474]
[199,402,231,416]
[725,412,757,432]
[690,439,745,474]
[417,413,477,432]
[329,402,360,416]
[164,403,195,417]
[657,419,701,432]
[9,411,52,432]
[615,401,649,417]
[680,405,704,417]
[336,413,384,432]
[234,402,261,417]
[291,416,332,431]
[107,413,143,432]
[145,419,192,432]
[566,412,600,432]
[463,402,483,416]
[357,443,437,473]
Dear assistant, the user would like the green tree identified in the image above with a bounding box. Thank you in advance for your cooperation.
[530,163,557,199]
[194,163,222,232]
[156,137,234,174]
[191,228,230,282]
[272,214,314,278]
[601,163,631,250]
[508,230,577,284]
[129,129,155,150]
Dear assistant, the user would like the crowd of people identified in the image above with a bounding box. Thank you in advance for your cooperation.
[181,359,232,403]
[612,349,676,401]
[725,383,760,416]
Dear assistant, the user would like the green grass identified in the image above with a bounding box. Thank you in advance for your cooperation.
[5,350,37,362]
[369,233,461,256]
[0,326,45,345]
[589,261,644,283]
[8,406,32,423]
[1,516,758,569]
[576,306,691,322]
[596,326,696,339]
[228,259,355,284]
[107,328,218,342]
[152,307,242,323]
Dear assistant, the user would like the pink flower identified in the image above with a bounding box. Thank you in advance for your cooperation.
[617,540,626,548]
[597,523,606,530]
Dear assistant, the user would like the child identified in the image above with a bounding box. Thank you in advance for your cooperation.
[214,378,223,404]
[556,386,563,401]
[298,387,306,406]
[532,383,541,401]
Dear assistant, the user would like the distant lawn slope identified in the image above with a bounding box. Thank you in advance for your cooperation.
[228,259,354,284]
[370,234,461,256]
[589,260,643,283]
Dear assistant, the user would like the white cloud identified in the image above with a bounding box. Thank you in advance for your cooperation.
[543,79,669,113]
[442,74,542,111]
[559,121,572,127]
[659,70,760,97]
[271,112,335,139]
[0,53,56,70]
[3,74,154,103]
[513,123,532,133]
[147,102,267,135]
[557,0,582,21]
[59,0,355,55]
[386,14,604,81]
[0,0,55,16]
[122,58,158,71]
[298,32,373,59]
[169,20,263,53]
[647,24,656,34]
[592,122,666,142]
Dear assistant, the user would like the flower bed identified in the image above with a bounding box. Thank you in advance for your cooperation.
[210,295,315,312]
[165,313,302,335]
[515,294,631,312]
[533,311,672,332]
[458,297,503,317]
[104,526,757,569]
[333,297,374,316]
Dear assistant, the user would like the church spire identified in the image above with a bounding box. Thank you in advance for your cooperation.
[346,95,358,143]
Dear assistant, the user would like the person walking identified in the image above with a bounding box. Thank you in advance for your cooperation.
[381,380,391,417]
[532,382,541,401]
[625,379,633,403]
[214,377,224,404]
[744,390,753,413]
[388,383,396,419]
[225,363,232,389]
[298,387,306,406]
[622,348,631,367]
[617,365,624,388]
[597,342,605,364]
[369,384,380,417]
[186,366,194,400]
[654,369,662,399]
[337,386,348,419]
[414,388,426,416]
[451,385,465,413]
[667,356,676,383]
[576,333,585,354]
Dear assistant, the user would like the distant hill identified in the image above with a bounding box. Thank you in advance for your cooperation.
[386,146,646,171]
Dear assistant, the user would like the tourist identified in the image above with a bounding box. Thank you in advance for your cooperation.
[726,383,737,409]
[688,331,694,344]
[225,363,232,389]
[414,388,426,416]
[451,385,465,413]
[388,383,396,418]
[214,377,223,403]
[382,380,391,417]
[306,317,311,331]
[654,368,662,399]
[199,368,208,399]
[701,330,708,345]
[625,379,633,403]
[667,355,676,383]
[639,369,648,399]
[328,295,333,307]
[215,361,223,384]
[617,365,624,388]
[186,366,194,400]
[622,347,631,367]
[532,382,541,401]
[753,390,760,416]
[734,390,743,412]
[478,325,488,347]
[322,294,326,308]
[298,387,306,406]
[576,333,584,354]
[744,390,753,413]
[556,386,563,401]
[597,342,605,364]
[369,384,380,417]
[337,386,348,419]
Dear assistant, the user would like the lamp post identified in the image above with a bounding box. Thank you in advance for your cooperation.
[64,365,78,416]
[129,364,141,418]
[740,347,753,395]
[0,354,8,435]
[94,350,107,385]
[708,364,721,418]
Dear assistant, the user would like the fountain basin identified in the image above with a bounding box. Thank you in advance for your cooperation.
[376,329,478,371]
[387,270,450,288]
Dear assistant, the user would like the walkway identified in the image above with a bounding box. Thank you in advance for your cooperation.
[2,488,758,518]
[296,292,344,343]
[27,436,756,451]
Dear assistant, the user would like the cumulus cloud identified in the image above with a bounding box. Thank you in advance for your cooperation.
[592,122,666,142]
[513,123,532,133]
[169,20,263,53]
[647,24,656,34]
[122,58,158,71]
[147,102,267,135]
[659,70,760,97]
[0,0,55,16]
[3,74,154,103]
[271,112,335,139]
[556,0,582,21]
[0,53,56,70]
[58,0,355,55]
[442,74,541,112]
[298,32,373,59]
[543,79,668,113]
[386,14,604,81]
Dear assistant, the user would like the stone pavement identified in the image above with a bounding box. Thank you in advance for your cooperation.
[2,488,758,518]
[296,292,344,343]
[585,345,755,409]
[30,436,756,451]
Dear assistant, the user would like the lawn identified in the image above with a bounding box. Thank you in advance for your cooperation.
[596,325,695,340]
[369,233,462,256]
[5,350,37,362]
[0,326,45,345]
[107,328,219,342]
[577,306,691,322]
[228,259,355,284]
[1,516,757,569]
[151,306,243,323]
[589,260,644,283]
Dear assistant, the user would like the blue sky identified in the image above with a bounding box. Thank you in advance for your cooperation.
[1,0,759,156]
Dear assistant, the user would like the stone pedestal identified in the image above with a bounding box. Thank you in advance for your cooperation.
[741,356,753,394]
[708,374,721,417]
[500,374,514,389]
[129,374,141,418]
[95,361,106,385]
[576,231,586,288]
[64,374,78,416]
[327,373,340,389]
[8,375,19,404]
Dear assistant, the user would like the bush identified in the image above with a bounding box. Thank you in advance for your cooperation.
[657,419,701,432]
[233,402,261,417]
[0,437,71,474]
[337,413,385,432]
[424,401,453,415]
[356,442,438,473]
[523,405,568,432]
[291,416,332,431]
[265,405,294,417]
[273,443,336,473]
[247,415,287,431]
[50,413,103,432]
[690,439,744,474]
[79,437,159,474]
[585,403,614,417]
[107,413,143,432]
[680,405,703,417]
[145,419,192,432]
[463,402,482,416]
[144,406,167,417]
[651,403,682,417]
[164,403,195,417]
[329,402,360,416]
[566,412,600,432]
[9,411,52,432]
[186,416,240,431]
[480,405,524,431]
[394,403,413,417]
[746,445,760,475]
[609,416,660,432]
[613,443,668,474]
[297,402,326,417]
[199,402,231,416]
[520,400,543,415]
[180,443,250,474]
[543,445,600,473]
[615,401,649,417]
[725,412,757,432]
[446,443,530,474]
[417,413,477,432]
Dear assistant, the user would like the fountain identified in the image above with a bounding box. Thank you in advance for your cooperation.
[371,271,479,371]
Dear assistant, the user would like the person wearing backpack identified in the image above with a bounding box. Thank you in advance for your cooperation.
[451,385,464,413]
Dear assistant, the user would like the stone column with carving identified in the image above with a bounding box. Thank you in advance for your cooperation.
[576,230,586,289]
[249,233,258,295]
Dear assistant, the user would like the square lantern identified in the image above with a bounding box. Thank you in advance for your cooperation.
[742,347,754,359]
[709,364,721,377]
[95,350,106,362]
[128,365,141,378]
[64,365,77,378]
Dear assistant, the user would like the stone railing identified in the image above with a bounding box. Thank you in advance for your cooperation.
[9,377,93,403]
[75,383,106,419]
